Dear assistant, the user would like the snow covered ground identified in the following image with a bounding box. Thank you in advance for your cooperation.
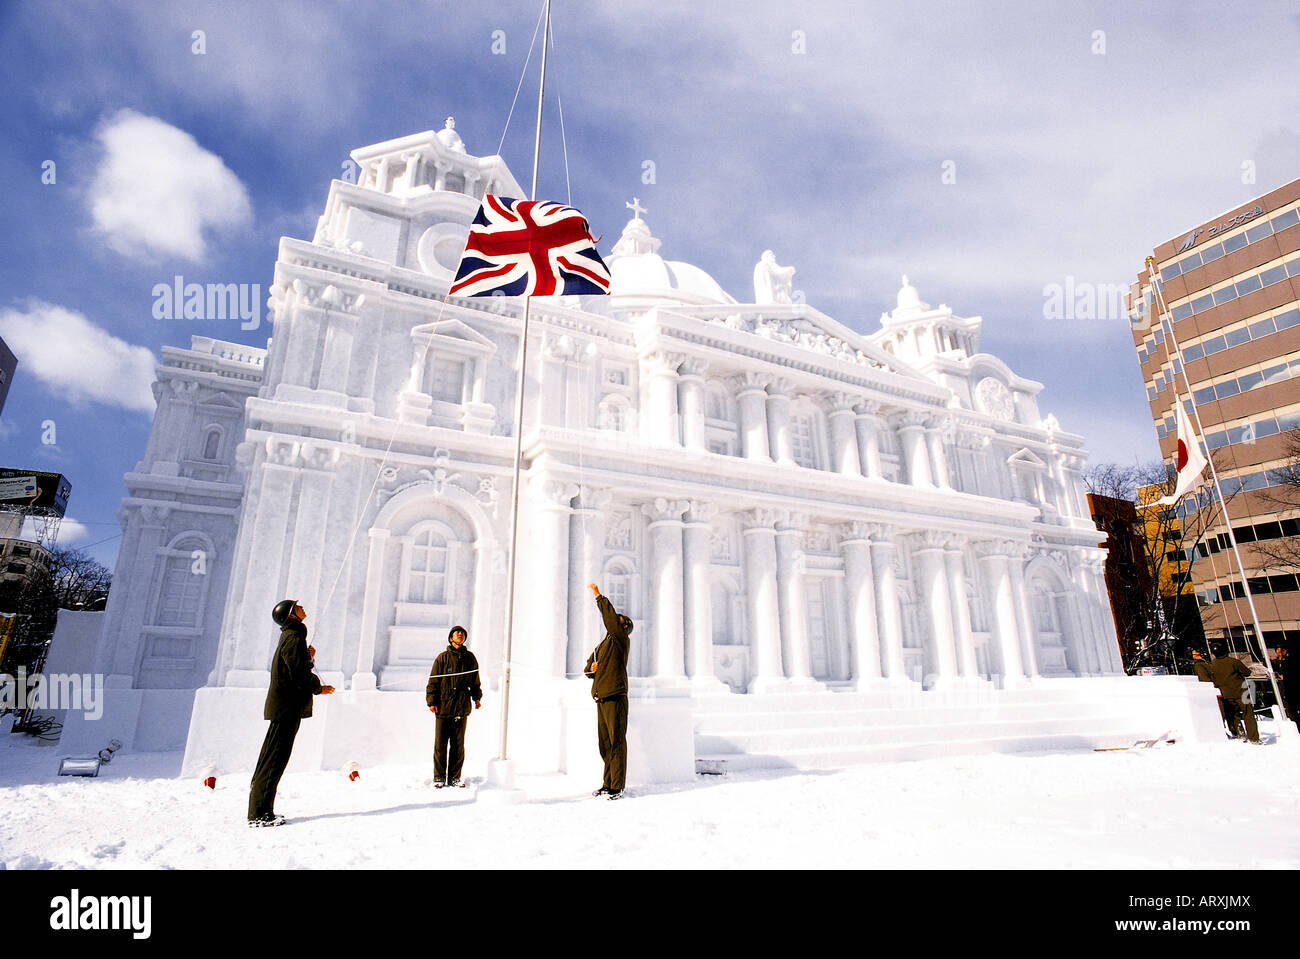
[3,713,1298,871]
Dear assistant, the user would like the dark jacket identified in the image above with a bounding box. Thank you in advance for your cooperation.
[264,620,323,721]
[584,594,630,701]
[426,644,482,718]
[1210,655,1252,700]
[1192,658,1213,682]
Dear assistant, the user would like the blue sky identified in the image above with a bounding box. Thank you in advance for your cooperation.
[1,0,1297,571]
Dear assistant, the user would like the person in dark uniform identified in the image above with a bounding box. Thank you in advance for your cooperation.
[425,625,482,787]
[1210,644,1259,744]
[1192,649,1232,734]
[248,599,334,826]
[584,583,632,800]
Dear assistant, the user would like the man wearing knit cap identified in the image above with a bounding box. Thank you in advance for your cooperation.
[426,625,482,787]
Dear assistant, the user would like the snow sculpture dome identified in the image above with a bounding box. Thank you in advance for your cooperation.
[606,199,736,305]
[894,275,930,317]
[435,116,466,154]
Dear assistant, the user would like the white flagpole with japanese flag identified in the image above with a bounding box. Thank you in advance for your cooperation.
[1145,256,1290,739]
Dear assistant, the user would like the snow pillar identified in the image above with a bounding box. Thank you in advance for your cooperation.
[766,380,795,466]
[527,478,578,679]
[227,440,299,684]
[926,417,952,490]
[975,541,1027,688]
[774,513,814,683]
[868,527,908,681]
[678,361,709,452]
[895,411,934,488]
[855,401,885,480]
[913,532,959,686]
[732,373,772,462]
[569,487,612,679]
[352,526,391,690]
[642,498,688,682]
[824,393,862,478]
[838,522,882,685]
[1008,549,1041,678]
[740,509,785,691]
[643,351,682,447]
[682,501,724,689]
[944,541,980,680]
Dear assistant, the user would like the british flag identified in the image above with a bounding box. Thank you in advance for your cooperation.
[449,195,612,297]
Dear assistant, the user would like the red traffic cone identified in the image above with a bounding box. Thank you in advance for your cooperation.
[200,764,217,789]
[345,761,360,782]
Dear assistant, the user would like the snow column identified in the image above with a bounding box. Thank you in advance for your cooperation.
[838,522,882,685]
[774,512,814,683]
[732,373,772,462]
[943,540,980,681]
[926,416,952,490]
[824,392,862,477]
[854,400,885,480]
[102,504,171,686]
[227,439,300,685]
[568,486,612,679]
[895,411,934,487]
[682,500,722,688]
[282,445,340,684]
[740,508,784,691]
[974,540,1026,688]
[1082,551,1123,673]
[529,478,578,679]
[353,526,390,690]
[766,379,795,466]
[912,531,959,685]
[1007,547,1041,679]
[678,360,709,452]
[867,523,908,681]
[643,351,683,447]
[642,498,688,681]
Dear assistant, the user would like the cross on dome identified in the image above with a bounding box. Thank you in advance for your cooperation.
[626,197,648,220]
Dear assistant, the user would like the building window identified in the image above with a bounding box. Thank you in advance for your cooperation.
[427,357,466,404]
[202,429,221,460]
[791,414,817,469]
[155,553,204,628]
[406,526,449,604]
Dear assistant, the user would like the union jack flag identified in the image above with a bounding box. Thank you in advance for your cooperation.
[450,195,611,297]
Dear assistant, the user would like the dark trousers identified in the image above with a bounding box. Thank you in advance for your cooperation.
[1224,696,1259,742]
[248,716,301,820]
[434,715,468,783]
[596,695,628,792]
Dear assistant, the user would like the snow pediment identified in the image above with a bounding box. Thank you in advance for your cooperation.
[1007,447,1048,470]
[410,316,496,356]
[195,392,245,411]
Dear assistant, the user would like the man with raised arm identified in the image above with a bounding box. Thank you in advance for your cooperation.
[584,583,632,800]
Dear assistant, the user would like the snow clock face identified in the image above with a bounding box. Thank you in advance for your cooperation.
[975,377,1014,421]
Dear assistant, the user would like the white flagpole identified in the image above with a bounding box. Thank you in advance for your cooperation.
[497,0,552,767]
[1145,256,1291,738]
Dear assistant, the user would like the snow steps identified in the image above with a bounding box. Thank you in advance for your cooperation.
[691,686,1160,771]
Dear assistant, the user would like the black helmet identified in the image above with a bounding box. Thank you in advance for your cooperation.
[272,599,299,626]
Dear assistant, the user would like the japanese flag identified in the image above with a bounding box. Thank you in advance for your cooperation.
[1158,401,1208,505]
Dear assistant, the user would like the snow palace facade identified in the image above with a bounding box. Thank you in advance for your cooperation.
[67,122,1221,780]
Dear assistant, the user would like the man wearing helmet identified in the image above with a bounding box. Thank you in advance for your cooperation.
[584,583,632,800]
[247,600,335,826]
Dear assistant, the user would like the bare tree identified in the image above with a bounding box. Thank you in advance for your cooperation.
[48,546,112,610]
[1255,430,1300,571]
[1086,459,1222,674]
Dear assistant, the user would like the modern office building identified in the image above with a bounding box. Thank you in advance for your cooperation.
[1129,177,1300,661]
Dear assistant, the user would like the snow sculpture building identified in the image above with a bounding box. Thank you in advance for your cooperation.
[68,122,1220,778]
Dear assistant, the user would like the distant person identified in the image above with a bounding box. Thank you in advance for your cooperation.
[425,625,482,787]
[1210,644,1260,744]
[248,600,334,826]
[584,583,632,800]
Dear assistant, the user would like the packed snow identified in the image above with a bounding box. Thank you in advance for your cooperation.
[2,714,1297,870]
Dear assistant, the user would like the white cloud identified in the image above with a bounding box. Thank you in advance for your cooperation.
[89,110,252,261]
[0,300,155,413]
[20,516,90,545]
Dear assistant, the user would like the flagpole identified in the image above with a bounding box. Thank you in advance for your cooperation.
[496,0,552,771]
[1145,256,1290,738]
